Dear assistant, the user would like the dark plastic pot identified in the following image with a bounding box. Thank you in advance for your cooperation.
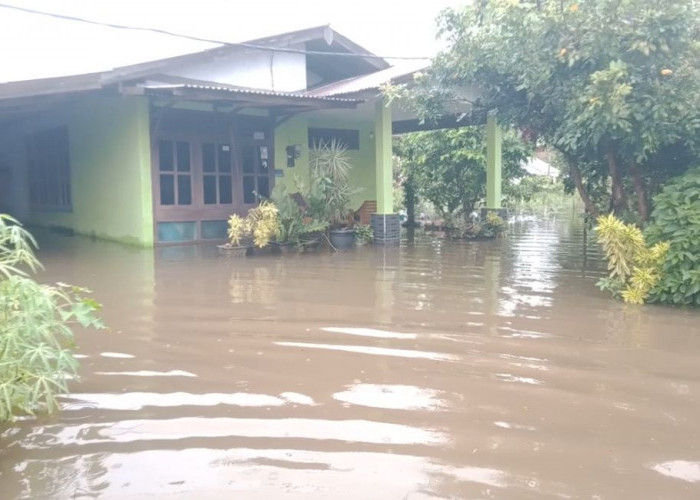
[217,244,249,257]
[329,229,356,250]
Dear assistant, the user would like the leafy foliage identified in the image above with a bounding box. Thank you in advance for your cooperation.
[595,214,669,304]
[450,211,507,240]
[507,172,573,214]
[270,183,328,246]
[398,0,700,220]
[309,139,362,227]
[646,167,700,305]
[227,214,247,247]
[353,223,373,244]
[227,201,281,248]
[0,215,103,421]
[394,127,531,222]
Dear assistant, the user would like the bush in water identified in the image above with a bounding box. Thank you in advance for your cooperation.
[595,214,669,304]
[0,215,103,422]
[646,168,700,306]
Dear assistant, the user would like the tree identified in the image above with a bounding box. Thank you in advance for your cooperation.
[403,0,700,221]
[0,215,103,421]
[394,126,531,221]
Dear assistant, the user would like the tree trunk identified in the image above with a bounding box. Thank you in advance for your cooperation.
[629,161,650,222]
[404,176,417,226]
[568,158,599,217]
[606,148,627,215]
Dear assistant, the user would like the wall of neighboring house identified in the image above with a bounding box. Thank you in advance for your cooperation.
[167,50,307,92]
[4,94,154,246]
[274,112,377,211]
[0,130,28,219]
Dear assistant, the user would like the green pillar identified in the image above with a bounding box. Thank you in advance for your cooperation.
[374,98,393,214]
[486,114,502,209]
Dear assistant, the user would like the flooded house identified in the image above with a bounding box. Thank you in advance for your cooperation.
[0,26,504,247]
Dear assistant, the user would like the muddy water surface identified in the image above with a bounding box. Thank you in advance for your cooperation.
[2,216,700,499]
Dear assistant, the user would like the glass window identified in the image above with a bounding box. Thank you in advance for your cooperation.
[242,146,255,173]
[243,176,256,204]
[201,220,228,240]
[202,143,216,173]
[308,127,360,150]
[26,127,72,211]
[219,175,232,204]
[157,222,196,242]
[159,174,174,205]
[203,175,217,204]
[176,141,190,172]
[177,176,192,205]
[159,140,173,171]
[257,176,270,198]
[218,145,231,172]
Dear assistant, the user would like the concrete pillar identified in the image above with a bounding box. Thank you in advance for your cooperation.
[374,98,393,214]
[371,98,400,245]
[486,113,502,209]
[483,113,507,219]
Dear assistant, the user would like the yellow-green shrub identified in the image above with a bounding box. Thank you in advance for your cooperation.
[595,214,669,304]
[227,201,280,248]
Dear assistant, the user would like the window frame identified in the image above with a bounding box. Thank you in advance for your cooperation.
[26,126,72,212]
[308,127,360,150]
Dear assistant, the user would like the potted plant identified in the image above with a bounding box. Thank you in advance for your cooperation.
[353,223,373,245]
[308,139,361,250]
[270,183,328,253]
[246,201,280,253]
[218,201,280,257]
[219,213,250,257]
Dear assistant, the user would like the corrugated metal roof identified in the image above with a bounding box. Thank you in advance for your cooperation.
[142,81,362,103]
[307,61,428,97]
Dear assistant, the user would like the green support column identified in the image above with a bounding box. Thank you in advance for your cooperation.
[371,98,400,245]
[485,114,503,209]
[374,98,393,214]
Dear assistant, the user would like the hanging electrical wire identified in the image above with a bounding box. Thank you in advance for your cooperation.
[0,2,433,61]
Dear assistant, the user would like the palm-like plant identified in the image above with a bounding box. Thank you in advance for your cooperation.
[309,139,361,227]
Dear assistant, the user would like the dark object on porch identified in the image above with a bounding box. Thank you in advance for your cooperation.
[354,200,377,225]
[291,192,310,211]
[329,228,356,250]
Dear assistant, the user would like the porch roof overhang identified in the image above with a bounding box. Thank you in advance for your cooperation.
[125,78,363,113]
[306,63,487,134]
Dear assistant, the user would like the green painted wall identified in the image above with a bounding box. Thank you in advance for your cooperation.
[273,112,377,209]
[27,95,154,246]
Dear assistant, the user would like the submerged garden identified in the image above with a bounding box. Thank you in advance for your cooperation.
[2,0,700,429]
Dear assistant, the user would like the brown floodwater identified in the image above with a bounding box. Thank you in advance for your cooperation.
[2,214,700,499]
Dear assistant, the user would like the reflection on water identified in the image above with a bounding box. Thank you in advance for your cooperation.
[333,384,446,411]
[61,391,316,411]
[651,461,700,483]
[2,215,700,499]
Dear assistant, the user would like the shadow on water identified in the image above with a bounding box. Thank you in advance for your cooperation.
[2,214,700,499]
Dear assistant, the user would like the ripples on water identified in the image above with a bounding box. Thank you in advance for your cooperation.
[2,213,700,499]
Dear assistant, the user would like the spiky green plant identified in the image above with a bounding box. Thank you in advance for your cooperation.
[309,139,362,227]
[595,214,669,304]
[0,215,103,421]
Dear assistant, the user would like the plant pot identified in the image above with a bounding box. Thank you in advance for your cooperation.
[298,232,323,252]
[248,245,275,256]
[329,228,355,250]
[217,244,249,257]
[270,242,298,254]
